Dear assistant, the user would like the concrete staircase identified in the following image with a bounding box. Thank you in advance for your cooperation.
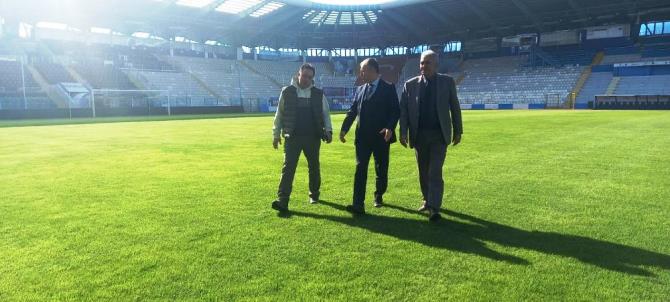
[24,64,68,108]
[570,51,606,107]
[591,51,605,65]
[122,70,149,90]
[606,77,621,95]
[571,67,592,99]
[239,60,282,88]
[64,65,88,85]
[187,71,223,99]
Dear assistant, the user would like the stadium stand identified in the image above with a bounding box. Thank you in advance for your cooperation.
[240,59,343,93]
[538,46,597,66]
[642,44,670,58]
[115,46,174,71]
[614,75,670,95]
[458,56,583,104]
[0,59,53,110]
[32,61,75,84]
[72,59,138,90]
[317,74,357,90]
[164,56,278,99]
[245,60,301,86]
[398,57,420,88]
[575,42,670,105]
[3,22,670,116]
[126,70,224,107]
[134,70,212,97]
[0,60,42,91]
[576,72,613,104]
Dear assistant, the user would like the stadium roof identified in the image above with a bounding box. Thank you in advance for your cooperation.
[2,0,670,49]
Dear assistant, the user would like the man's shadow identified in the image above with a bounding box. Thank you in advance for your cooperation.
[288,201,670,277]
[291,201,529,265]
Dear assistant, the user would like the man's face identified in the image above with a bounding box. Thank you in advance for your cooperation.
[420,54,437,78]
[359,64,377,83]
[298,68,314,88]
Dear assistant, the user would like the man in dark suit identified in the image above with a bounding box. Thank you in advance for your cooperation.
[399,50,463,222]
[340,58,400,214]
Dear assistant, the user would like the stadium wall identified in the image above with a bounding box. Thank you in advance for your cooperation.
[0,106,243,120]
[460,104,546,110]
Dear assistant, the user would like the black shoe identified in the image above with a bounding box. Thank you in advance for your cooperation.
[345,205,366,215]
[271,200,288,212]
[428,208,441,222]
[373,197,383,208]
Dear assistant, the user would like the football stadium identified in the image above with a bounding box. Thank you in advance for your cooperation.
[1,0,669,300]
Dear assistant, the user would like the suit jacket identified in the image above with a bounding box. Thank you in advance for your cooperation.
[341,79,400,144]
[399,73,463,148]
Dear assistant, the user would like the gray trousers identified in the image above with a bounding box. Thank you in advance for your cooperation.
[277,135,321,203]
[414,130,448,210]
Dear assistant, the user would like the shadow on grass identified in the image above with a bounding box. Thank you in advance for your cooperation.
[289,201,670,277]
[291,201,529,265]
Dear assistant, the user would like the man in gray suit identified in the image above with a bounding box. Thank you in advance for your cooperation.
[399,50,463,222]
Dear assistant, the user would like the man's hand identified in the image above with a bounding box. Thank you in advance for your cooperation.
[399,135,408,148]
[324,131,333,144]
[339,131,347,143]
[379,128,392,142]
[452,134,461,146]
[273,137,281,149]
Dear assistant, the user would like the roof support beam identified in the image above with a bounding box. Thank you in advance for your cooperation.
[241,9,306,45]
[459,0,504,37]
[361,12,392,47]
[567,0,590,28]
[421,4,458,33]
[334,12,342,32]
[383,10,434,43]
[421,4,471,41]
[510,0,545,33]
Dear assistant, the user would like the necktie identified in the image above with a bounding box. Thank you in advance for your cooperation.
[365,83,374,100]
[420,78,427,103]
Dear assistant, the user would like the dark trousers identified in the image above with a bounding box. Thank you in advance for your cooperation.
[353,139,390,208]
[277,135,321,203]
[415,130,448,210]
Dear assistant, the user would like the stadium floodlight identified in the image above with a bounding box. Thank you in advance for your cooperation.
[309,0,395,4]
[215,0,264,14]
[132,32,151,39]
[309,11,328,24]
[323,11,339,25]
[36,22,68,30]
[353,12,367,24]
[302,10,316,19]
[339,12,353,25]
[249,1,286,17]
[91,27,112,34]
[305,9,377,25]
[365,11,378,22]
[176,0,216,8]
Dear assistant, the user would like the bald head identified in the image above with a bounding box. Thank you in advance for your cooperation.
[421,50,438,60]
[420,50,439,78]
[359,58,380,84]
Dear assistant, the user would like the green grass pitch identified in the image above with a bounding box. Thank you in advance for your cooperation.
[1,110,669,300]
